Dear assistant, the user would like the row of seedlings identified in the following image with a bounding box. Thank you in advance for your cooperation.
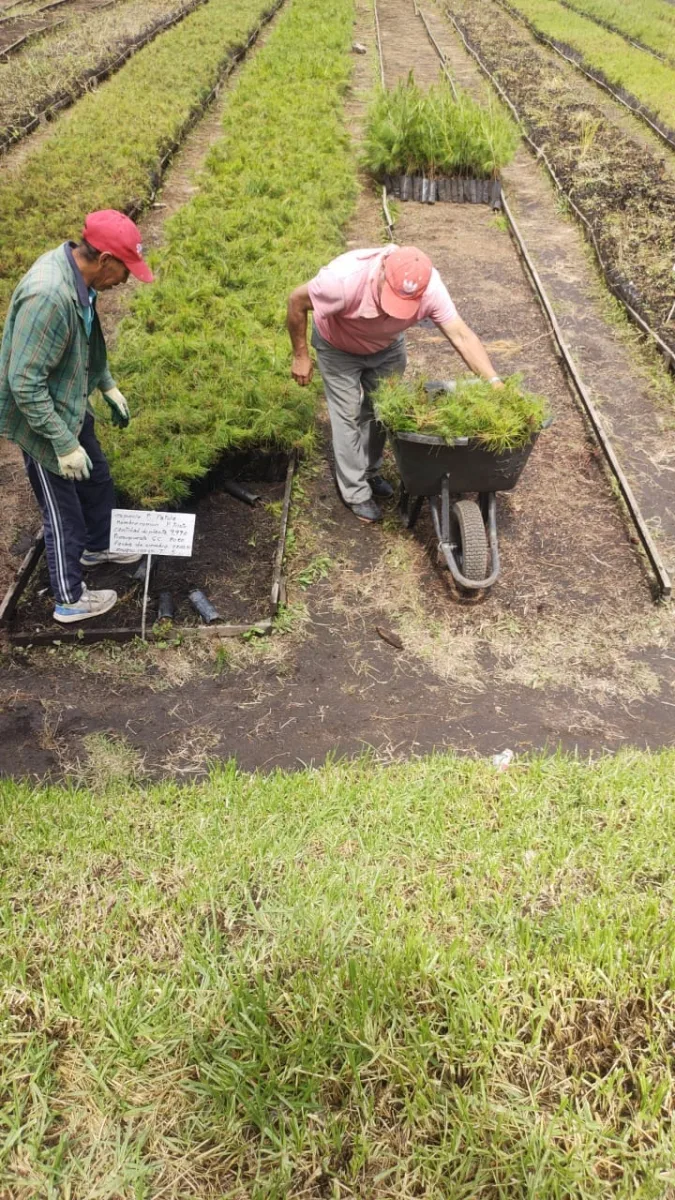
[362,73,518,206]
[444,3,675,365]
[0,0,281,316]
[0,0,216,153]
[106,0,358,508]
[498,0,675,144]
[558,0,675,64]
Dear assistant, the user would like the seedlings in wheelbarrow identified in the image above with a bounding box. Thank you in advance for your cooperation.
[373,374,550,452]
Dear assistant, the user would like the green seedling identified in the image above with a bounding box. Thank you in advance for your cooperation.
[362,72,519,180]
[0,0,275,321]
[101,0,358,507]
[374,373,549,451]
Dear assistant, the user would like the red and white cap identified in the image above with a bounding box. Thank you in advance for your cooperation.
[380,245,432,318]
[82,210,154,283]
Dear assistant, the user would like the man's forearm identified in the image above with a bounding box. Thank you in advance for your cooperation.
[452,330,499,380]
[440,320,500,382]
[287,298,310,356]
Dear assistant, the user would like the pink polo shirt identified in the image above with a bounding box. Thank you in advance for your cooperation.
[308,246,458,355]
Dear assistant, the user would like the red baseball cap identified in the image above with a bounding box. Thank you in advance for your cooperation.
[82,209,154,282]
[380,246,433,318]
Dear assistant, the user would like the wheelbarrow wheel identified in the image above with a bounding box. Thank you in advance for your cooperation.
[452,499,488,582]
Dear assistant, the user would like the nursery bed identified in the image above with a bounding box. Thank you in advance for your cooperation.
[0,0,215,153]
[442,0,675,370]
[1,454,294,646]
[494,0,675,153]
[0,0,115,57]
[0,0,283,317]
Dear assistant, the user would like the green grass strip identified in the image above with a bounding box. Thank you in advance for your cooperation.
[505,0,675,130]
[561,0,675,65]
[1,750,674,1194]
[0,0,278,317]
[105,0,357,507]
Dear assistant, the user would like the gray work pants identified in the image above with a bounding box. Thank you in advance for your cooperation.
[312,324,407,505]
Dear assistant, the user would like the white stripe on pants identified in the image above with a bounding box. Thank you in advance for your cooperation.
[35,462,75,604]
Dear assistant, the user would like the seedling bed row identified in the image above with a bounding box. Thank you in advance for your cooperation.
[494,0,675,153]
[384,174,501,205]
[2,0,200,151]
[556,0,668,64]
[444,5,675,373]
[0,451,296,646]
[374,0,671,599]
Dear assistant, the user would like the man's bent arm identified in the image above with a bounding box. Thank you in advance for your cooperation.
[439,316,502,385]
[287,283,314,386]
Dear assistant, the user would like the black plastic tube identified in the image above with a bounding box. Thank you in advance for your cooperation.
[157,592,174,620]
[189,590,221,623]
[222,479,260,506]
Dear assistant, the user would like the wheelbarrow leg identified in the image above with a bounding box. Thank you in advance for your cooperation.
[399,486,424,530]
[441,474,451,542]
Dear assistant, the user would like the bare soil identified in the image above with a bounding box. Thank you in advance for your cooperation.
[445,0,675,359]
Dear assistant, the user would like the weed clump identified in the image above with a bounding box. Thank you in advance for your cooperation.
[362,74,519,180]
[374,374,549,451]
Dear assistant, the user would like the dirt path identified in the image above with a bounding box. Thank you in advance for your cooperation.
[1,0,674,779]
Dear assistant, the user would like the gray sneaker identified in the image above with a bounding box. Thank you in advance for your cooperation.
[80,549,142,567]
[350,499,382,523]
[54,584,117,624]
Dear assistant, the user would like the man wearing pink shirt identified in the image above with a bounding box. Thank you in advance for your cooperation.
[287,244,503,523]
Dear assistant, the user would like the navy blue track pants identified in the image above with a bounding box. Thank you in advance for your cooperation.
[24,413,115,605]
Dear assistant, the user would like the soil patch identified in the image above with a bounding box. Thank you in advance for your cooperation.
[9,477,286,636]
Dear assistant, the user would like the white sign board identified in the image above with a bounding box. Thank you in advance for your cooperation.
[109,509,196,558]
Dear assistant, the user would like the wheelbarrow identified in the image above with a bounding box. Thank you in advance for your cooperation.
[390,386,549,592]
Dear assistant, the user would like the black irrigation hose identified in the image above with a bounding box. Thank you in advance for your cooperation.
[1,0,211,155]
[493,0,675,156]
[444,5,675,375]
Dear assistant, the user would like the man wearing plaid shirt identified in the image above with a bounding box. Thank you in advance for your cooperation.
[0,210,154,623]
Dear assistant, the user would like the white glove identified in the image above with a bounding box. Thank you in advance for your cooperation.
[57,445,93,481]
[103,387,130,428]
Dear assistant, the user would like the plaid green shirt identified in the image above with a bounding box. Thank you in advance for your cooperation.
[0,244,115,472]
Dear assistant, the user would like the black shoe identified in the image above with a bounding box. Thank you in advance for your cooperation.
[369,474,394,499]
[350,499,382,523]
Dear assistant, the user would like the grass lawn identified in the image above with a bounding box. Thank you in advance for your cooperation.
[1,751,674,1197]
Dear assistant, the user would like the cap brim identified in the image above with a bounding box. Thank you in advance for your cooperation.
[128,259,154,283]
[380,279,420,319]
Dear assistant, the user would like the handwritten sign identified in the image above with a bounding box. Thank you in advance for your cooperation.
[109,509,195,557]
